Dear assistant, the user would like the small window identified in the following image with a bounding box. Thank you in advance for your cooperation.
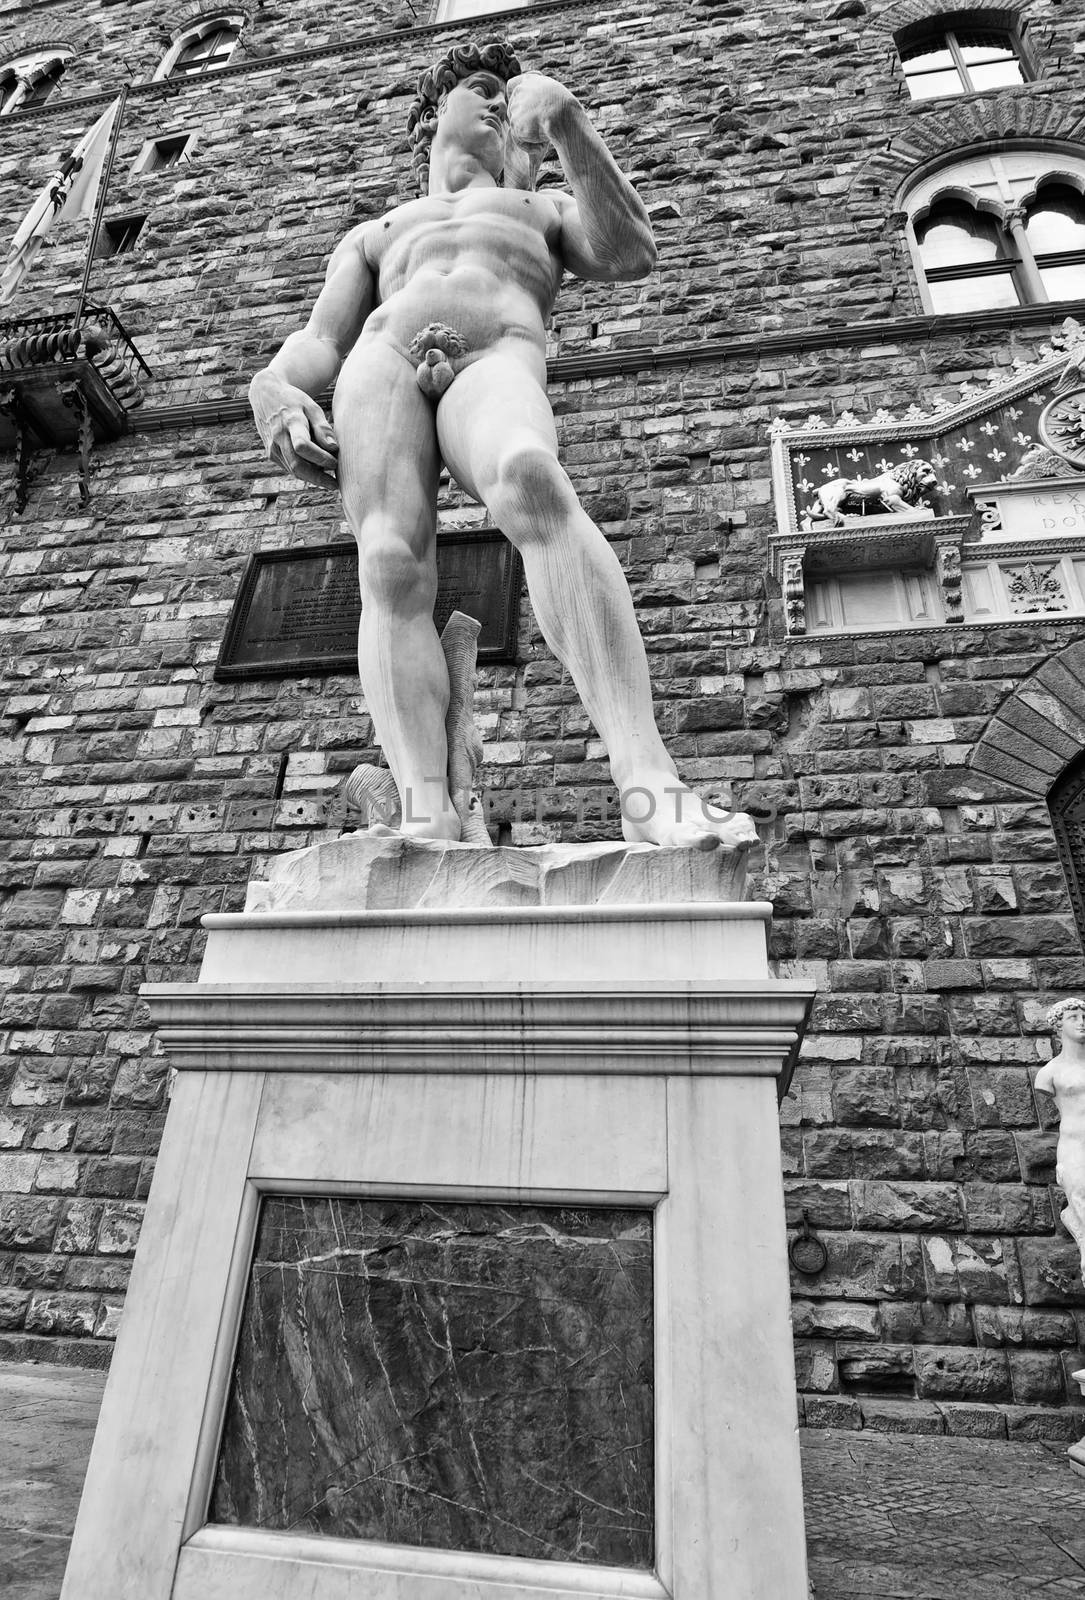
[0,50,72,114]
[135,134,194,175]
[156,18,242,80]
[99,215,146,257]
[900,24,1028,100]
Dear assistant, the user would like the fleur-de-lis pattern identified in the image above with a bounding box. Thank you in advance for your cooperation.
[784,381,1064,520]
[1007,562,1068,614]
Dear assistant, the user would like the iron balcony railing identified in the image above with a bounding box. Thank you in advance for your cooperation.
[0,302,151,409]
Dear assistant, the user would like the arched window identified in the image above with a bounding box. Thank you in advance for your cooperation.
[1049,755,1085,952]
[0,49,71,114]
[915,198,1020,311]
[1025,183,1085,302]
[902,149,1085,313]
[899,24,1029,99]
[155,17,243,80]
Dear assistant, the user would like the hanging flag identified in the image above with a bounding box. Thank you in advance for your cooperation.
[0,96,123,307]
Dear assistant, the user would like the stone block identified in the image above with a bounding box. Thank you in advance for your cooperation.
[793,1340,838,1393]
[0,1116,27,1149]
[803,1130,925,1180]
[64,1259,132,1293]
[966,1067,1036,1128]
[1005,1405,1085,1442]
[84,1158,142,1199]
[791,1233,920,1301]
[1017,1238,1084,1306]
[831,1068,899,1127]
[850,1180,963,1231]
[33,1156,82,1194]
[1014,1132,1058,1184]
[963,916,1078,958]
[24,1291,100,1338]
[914,1346,1012,1402]
[3,890,65,929]
[936,1402,1008,1439]
[0,1196,61,1252]
[837,1343,914,1389]
[923,960,983,990]
[960,1130,1021,1182]
[877,870,930,914]
[920,1234,1012,1303]
[962,1183,1054,1234]
[973,1306,1078,1347]
[783,1180,851,1227]
[878,1299,973,1346]
[858,1398,944,1434]
[1008,1350,1067,1404]
[97,1203,144,1257]
[801,1395,861,1430]
[791,1300,880,1340]
[55,1201,104,1255]
[0,1288,30,1330]
[0,1153,39,1193]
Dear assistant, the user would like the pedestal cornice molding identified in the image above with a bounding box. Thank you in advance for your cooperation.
[143,980,815,1086]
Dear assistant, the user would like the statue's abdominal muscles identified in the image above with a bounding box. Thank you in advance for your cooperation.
[366,194,561,354]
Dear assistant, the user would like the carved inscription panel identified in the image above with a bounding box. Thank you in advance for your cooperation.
[215,535,522,679]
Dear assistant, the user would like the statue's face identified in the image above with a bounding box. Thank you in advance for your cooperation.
[1062,1005,1085,1044]
[434,71,508,175]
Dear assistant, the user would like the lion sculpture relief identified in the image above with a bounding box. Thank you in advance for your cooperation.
[808,459,940,528]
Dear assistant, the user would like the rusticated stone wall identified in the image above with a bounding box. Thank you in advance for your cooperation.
[2,0,1085,1441]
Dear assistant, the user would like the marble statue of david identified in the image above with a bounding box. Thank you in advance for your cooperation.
[250,41,753,851]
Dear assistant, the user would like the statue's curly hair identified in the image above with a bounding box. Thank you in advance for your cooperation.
[1048,996,1085,1033]
[405,39,522,195]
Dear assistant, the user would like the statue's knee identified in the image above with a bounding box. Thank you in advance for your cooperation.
[359,536,434,610]
[490,441,575,527]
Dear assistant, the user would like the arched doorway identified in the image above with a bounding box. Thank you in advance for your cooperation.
[1050,754,1085,951]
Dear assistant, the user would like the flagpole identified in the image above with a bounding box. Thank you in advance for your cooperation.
[73,81,129,330]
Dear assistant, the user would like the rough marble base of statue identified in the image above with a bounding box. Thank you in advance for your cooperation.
[247,834,752,914]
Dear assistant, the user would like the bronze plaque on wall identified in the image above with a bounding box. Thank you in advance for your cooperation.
[214,533,521,680]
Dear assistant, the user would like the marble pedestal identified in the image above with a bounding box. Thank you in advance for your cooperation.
[61,840,814,1600]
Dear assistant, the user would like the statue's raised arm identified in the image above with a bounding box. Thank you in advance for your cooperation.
[505,73,657,282]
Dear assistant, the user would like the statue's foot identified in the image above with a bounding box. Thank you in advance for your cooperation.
[351,817,462,843]
[619,775,760,851]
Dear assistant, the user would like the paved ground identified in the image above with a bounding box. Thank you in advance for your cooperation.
[2,1362,1084,1599]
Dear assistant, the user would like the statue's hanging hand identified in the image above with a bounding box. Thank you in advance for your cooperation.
[249,369,340,490]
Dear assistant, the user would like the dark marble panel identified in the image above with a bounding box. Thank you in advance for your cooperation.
[210,1197,654,1567]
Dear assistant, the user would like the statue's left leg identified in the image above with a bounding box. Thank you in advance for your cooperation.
[437,349,754,849]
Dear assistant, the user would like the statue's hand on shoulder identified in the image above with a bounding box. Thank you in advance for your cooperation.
[249,369,339,491]
[506,72,575,151]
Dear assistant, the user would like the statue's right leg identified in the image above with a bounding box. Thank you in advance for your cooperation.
[333,338,458,839]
